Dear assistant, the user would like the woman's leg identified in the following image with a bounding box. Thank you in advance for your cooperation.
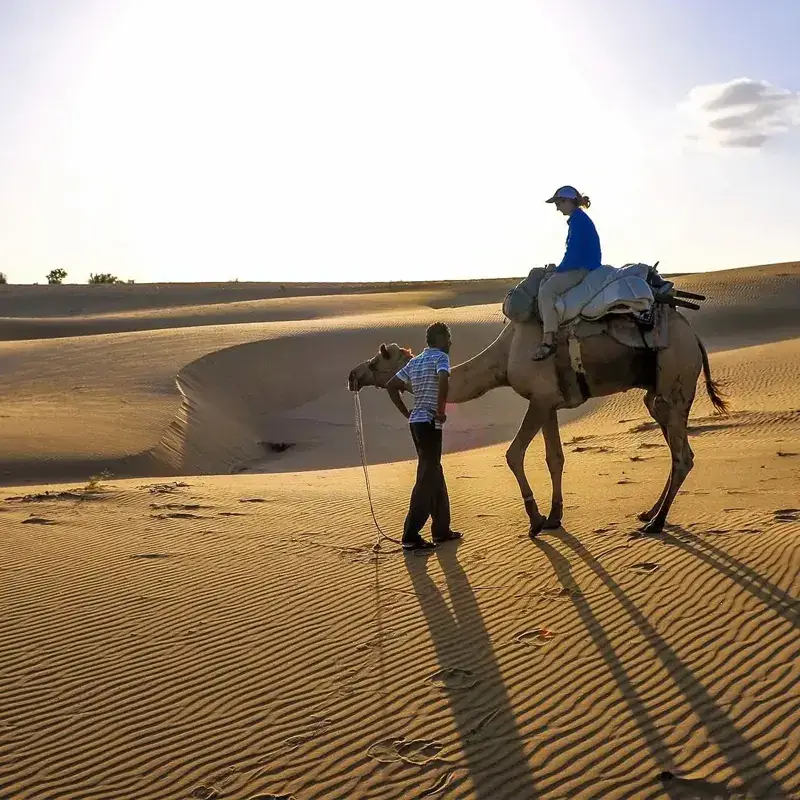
[534,269,589,359]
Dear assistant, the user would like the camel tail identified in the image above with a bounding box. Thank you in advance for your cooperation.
[697,336,729,415]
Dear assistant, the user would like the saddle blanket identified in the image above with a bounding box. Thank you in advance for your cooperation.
[503,263,661,326]
[554,264,653,323]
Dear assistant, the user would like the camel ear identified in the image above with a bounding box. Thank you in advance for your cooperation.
[380,343,390,358]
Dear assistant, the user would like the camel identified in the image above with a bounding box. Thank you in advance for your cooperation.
[347,284,728,536]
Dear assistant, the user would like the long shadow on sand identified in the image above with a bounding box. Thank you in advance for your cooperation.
[531,535,679,786]
[405,546,538,799]
[544,528,790,798]
[646,525,799,630]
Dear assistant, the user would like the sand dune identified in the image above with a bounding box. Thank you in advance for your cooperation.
[1,262,799,799]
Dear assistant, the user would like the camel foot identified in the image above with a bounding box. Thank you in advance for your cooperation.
[528,515,546,537]
[542,515,562,530]
[638,510,655,523]
[639,518,665,535]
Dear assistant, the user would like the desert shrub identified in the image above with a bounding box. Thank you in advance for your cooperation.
[88,273,120,284]
[46,268,67,284]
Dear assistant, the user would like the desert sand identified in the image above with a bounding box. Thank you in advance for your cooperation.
[1,263,799,800]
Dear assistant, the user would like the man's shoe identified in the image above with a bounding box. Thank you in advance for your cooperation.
[432,530,463,544]
[402,536,437,552]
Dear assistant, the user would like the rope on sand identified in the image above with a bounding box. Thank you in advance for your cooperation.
[353,391,403,553]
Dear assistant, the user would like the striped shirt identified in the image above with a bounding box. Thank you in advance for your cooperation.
[395,347,451,424]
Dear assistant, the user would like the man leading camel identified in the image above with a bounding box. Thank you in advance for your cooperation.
[533,185,603,361]
[385,322,463,551]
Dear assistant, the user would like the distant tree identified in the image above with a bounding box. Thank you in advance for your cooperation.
[0,273,7,284]
[88,273,120,284]
[47,268,67,284]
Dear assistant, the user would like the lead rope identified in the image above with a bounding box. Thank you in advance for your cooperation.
[353,391,403,553]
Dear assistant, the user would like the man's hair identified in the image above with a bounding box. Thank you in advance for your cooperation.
[426,321,450,346]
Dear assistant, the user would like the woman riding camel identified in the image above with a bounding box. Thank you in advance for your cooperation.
[532,185,602,361]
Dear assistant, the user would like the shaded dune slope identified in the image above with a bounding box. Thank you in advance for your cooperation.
[151,263,800,478]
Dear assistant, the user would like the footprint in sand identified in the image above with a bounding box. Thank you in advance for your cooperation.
[657,771,751,799]
[152,512,204,520]
[247,795,296,800]
[140,481,190,494]
[420,771,455,797]
[149,503,208,511]
[218,511,248,517]
[191,787,218,800]
[130,553,172,560]
[284,717,332,750]
[515,628,556,647]
[239,498,268,503]
[21,516,56,525]
[428,667,477,690]
[465,709,502,742]
[539,586,582,600]
[367,737,444,765]
[629,562,660,574]
[774,508,800,522]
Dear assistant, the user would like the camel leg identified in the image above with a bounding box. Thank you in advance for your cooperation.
[640,394,695,534]
[541,409,565,529]
[505,401,546,535]
[638,391,670,523]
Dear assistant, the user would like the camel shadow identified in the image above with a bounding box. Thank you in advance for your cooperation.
[405,545,538,799]
[531,535,677,780]
[539,527,789,799]
[650,524,799,631]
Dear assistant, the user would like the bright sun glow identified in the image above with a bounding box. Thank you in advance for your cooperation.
[61,1,646,283]
[6,1,797,284]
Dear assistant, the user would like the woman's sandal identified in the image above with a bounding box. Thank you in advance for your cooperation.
[532,341,557,361]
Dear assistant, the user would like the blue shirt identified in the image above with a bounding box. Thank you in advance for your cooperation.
[394,347,451,424]
[557,208,602,272]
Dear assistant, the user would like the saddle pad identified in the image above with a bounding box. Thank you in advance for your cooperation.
[555,264,654,324]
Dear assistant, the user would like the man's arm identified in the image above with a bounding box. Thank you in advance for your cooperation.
[386,375,410,419]
[435,370,449,423]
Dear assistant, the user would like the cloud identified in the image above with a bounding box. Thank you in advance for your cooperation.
[681,78,800,149]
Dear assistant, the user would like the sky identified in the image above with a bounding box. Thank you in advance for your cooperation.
[1,0,799,285]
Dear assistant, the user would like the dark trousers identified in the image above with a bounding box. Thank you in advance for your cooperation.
[403,421,451,540]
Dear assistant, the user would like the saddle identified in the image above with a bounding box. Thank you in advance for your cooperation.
[502,262,675,352]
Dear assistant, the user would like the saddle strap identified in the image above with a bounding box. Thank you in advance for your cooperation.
[568,332,585,375]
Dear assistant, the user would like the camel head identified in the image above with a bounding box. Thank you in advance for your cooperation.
[348,342,414,392]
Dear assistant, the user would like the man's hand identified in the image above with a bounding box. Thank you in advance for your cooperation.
[435,412,447,425]
[386,376,410,419]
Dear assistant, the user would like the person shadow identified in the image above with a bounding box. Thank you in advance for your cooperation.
[405,545,539,800]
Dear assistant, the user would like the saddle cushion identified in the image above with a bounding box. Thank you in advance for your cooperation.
[554,263,654,324]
